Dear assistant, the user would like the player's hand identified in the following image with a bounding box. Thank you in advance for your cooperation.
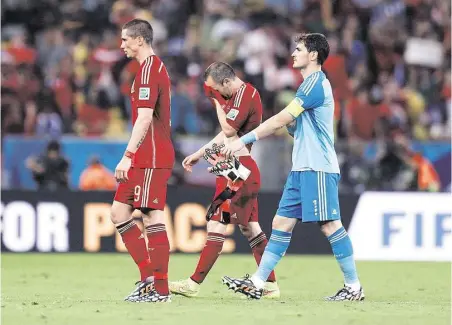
[115,156,132,183]
[182,151,203,172]
[208,157,251,182]
[221,139,245,158]
[203,143,225,166]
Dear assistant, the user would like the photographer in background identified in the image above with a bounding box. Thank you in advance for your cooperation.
[26,140,70,190]
[370,130,440,192]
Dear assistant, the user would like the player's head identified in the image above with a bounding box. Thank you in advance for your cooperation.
[204,62,236,99]
[292,33,329,69]
[121,19,153,58]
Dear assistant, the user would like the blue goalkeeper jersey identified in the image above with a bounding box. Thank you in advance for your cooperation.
[289,71,340,174]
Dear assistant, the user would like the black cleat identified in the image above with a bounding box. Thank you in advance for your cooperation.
[124,279,154,302]
[222,274,263,300]
[324,286,365,301]
[135,289,171,303]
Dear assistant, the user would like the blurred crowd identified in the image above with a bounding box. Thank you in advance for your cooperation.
[2,0,451,192]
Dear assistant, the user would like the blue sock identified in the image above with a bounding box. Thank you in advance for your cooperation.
[327,227,360,286]
[253,229,291,285]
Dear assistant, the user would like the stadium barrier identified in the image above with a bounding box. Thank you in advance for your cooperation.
[1,188,450,261]
[0,186,357,254]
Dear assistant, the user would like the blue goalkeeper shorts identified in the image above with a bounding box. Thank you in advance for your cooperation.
[276,170,341,222]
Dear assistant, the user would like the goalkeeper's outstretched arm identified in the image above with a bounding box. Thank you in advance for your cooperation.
[221,99,301,156]
[241,99,300,144]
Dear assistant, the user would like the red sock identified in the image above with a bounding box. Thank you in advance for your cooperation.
[249,232,276,282]
[146,223,170,295]
[116,219,152,282]
[191,232,225,284]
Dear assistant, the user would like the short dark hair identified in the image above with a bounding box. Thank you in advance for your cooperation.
[294,33,330,65]
[204,62,236,84]
[123,19,153,45]
[47,140,60,152]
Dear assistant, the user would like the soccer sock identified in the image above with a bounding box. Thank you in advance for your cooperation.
[146,223,170,295]
[327,227,360,290]
[190,232,225,284]
[249,232,276,282]
[116,219,153,282]
[252,229,291,289]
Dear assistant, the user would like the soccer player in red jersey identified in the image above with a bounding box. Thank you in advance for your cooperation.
[111,19,174,303]
[169,62,280,299]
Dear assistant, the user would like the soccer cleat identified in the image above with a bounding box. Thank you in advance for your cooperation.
[324,286,365,301]
[135,289,171,303]
[222,274,263,300]
[169,278,200,298]
[124,279,154,302]
[263,281,280,299]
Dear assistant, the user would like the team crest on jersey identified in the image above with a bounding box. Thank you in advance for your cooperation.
[226,109,239,121]
[139,87,150,100]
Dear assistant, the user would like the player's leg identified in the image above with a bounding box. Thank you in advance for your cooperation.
[239,221,279,299]
[139,208,171,302]
[170,220,227,297]
[170,176,230,297]
[135,168,172,303]
[300,171,363,301]
[132,208,145,232]
[131,208,153,274]
[111,176,153,301]
[222,172,302,299]
[320,219,363,301]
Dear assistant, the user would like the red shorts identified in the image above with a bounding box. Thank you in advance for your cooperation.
[114,168,171,210]
[210,156,260,226]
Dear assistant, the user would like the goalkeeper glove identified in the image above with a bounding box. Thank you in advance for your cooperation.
[203,143,250,183]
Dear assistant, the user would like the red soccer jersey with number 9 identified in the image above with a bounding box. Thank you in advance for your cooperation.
[130,55,175,168]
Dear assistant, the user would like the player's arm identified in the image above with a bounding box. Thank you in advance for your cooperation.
[125,107,154,154]
[116,60,159,181]
[125,60,160,156]
[201,131,225,152]
[242,104,297,142]
[222,84,324,156]
[239,83,325,145]
[182,131,225,171]
[213,98,237,137]
[193,131,225,158]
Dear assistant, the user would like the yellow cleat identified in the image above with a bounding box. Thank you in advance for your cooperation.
[169,278,200,298]
[263,281,280,299]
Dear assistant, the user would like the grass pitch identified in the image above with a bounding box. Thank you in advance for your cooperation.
[2,254,450,325]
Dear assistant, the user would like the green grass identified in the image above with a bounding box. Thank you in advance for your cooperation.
[2,254,450,325]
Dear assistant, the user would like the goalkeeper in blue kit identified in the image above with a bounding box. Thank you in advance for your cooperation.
[220,33,364,301]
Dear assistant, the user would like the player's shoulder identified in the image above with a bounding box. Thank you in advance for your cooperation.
[244,83,260,97]
[298,71,327,95]
[240,83,261,104]
[137,55,167,81]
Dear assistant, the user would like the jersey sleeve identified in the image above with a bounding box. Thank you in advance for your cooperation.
[286,81,325,118]
[136,57,160,109]
[295,81,325,110]
[226,88,259,131]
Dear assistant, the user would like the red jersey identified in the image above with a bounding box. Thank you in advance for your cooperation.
[130,55,174,168]
[204,83,263,151]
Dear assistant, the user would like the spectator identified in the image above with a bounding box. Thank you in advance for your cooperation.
[26,140,70,190]
[171,77,201,135]
[79,156,116,191]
